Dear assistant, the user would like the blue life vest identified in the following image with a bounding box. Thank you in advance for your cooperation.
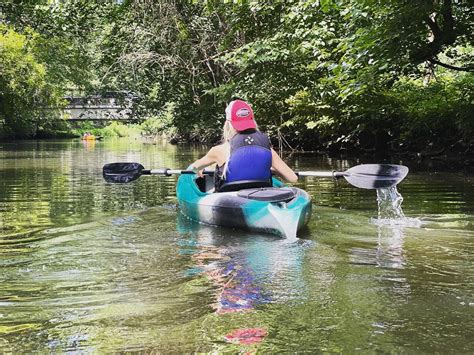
[217,130,272,192]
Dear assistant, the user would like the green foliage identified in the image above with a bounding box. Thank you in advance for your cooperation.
[390,73,474,147]
[0,25,64,138]
[70,122,101,138]
[0,0,119,90]
[69,121,140,138]
[0,0,472,153]
[98,1,228,136]
[140,102,177,138]
[205,0,473,151]
[102,121,140,138]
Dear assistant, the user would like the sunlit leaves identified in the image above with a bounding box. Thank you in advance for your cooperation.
[0,25,64,138]
[2,0,471,150]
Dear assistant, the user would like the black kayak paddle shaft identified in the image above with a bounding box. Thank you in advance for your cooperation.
[102,162,213,184]
[103,162,408,189]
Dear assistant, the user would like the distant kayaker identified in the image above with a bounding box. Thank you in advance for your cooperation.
[190,99,298,192]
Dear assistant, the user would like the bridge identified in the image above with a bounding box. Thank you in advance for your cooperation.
[62,91,139,121]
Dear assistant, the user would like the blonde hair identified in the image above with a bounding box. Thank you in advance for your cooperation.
[221,121,236,179]
[222,120,237,144]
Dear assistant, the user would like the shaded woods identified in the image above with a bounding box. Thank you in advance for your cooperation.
[1,0,472,155]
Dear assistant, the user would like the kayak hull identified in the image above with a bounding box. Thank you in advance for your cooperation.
[176,174,312,239]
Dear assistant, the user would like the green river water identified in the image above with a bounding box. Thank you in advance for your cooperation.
[0,139,472,353]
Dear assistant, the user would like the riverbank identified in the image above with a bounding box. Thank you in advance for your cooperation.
[2,135,472,173]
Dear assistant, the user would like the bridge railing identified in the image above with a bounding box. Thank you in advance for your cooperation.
[63,91,139,121]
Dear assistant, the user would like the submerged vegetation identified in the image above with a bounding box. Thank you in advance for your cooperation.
[0,0,472,154]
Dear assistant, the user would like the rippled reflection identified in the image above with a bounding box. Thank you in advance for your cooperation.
[0,140,473,352]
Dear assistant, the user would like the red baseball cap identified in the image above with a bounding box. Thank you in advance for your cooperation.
[225,100,256,131]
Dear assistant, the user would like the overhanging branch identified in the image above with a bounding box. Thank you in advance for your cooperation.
[428,58,474,72]
[417,0,458,63]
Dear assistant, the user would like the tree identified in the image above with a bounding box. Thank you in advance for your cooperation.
[0,25,64,137]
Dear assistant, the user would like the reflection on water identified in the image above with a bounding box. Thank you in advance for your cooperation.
[176,215,310,348]
[0,139,473,352]
[177,215,309,306]
[376,224,406,269]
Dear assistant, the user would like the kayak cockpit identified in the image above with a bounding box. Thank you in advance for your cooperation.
[195,174,285,194]
[195,175,215,193]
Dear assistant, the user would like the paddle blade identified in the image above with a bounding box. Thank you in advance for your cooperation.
[103,162,144,183]
[344,164,409,189]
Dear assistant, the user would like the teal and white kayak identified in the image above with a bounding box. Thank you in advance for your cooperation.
[176,173,312,239]
[103,162,408,238]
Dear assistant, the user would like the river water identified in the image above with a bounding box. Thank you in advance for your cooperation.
[0,139,472,352]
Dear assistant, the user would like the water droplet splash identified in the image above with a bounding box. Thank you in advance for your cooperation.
[373,186,422,227]
[372,186,422,269]
[377,186,405,219]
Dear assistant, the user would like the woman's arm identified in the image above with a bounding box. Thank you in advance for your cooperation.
[189,145,224,176]
[271,149,298,183]
[191,151,217,170]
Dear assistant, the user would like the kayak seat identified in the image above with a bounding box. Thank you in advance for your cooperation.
[237,187,296,202]
[219,180,272,193]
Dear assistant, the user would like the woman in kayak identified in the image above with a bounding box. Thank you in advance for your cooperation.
[190,99,297,192]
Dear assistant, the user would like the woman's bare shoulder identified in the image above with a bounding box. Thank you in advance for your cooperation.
[208,143,227,165]
[209,143,226,153]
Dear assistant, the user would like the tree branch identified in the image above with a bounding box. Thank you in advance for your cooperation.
[441,0,454,32]
[428,58,474,72]
[440,0,456,45]
[418,0,458,63]
[424,15,441,39]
